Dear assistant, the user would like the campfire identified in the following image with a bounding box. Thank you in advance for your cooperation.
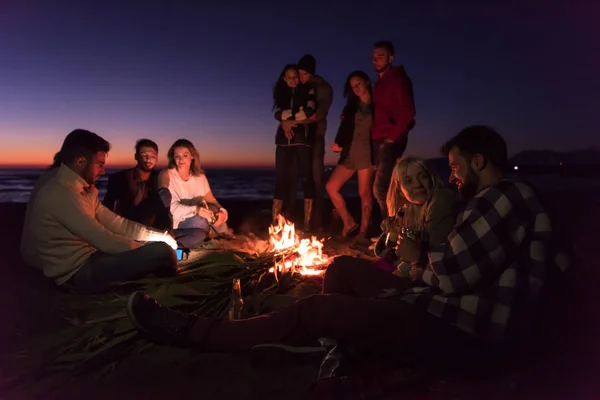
[267,215,329,276]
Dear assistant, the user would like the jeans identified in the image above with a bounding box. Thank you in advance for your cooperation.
[159,188,228,248]
[70,242,176,294]
[188,255,487,365]
[275,145,314,215]
[372,140,407,219]
[175,214,210,248]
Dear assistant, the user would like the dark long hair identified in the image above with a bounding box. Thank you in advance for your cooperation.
[272,64,298,111]
[343,70,372,108]
[48,129,110,169]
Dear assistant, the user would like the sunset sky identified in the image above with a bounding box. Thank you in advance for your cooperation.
[0,0,597,168]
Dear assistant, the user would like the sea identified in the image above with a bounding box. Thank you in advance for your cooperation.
[1,165,599,203]
[0,167,353,203]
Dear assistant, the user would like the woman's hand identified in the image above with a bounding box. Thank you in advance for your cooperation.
[214,208,228,226]
[330,143,342,153]
[281,110,293,120]
[197,206,215,222]
[396,233,421,262]
[295,107,307,121]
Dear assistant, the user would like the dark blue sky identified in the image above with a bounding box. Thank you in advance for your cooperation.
[0,0,597,167]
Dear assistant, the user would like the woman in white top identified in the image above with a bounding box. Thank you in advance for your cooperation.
[158,139,232,248]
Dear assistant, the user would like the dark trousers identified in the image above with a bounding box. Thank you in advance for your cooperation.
[188,256,477,355]
[275,145,314,215]
[70,242,176,294]
[372,140,407,219]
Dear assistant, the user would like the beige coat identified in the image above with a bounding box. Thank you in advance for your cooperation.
[20,164,159,285]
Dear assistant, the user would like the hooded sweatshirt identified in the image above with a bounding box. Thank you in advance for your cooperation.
[372,66,416,142]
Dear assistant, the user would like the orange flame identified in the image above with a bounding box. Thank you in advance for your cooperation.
[268,215,329,276]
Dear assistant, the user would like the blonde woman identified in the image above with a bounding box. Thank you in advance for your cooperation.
[374,157,457,279]
[158,139,233,249]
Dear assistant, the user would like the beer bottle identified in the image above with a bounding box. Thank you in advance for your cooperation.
[227,278,244,320]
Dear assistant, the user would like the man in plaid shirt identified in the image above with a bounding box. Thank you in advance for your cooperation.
[126,126,568,359]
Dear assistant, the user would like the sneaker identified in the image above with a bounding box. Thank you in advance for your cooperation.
[127,292,195,347]
[250,343,328,367]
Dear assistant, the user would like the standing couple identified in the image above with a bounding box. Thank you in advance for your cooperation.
[271,54,333,232]
[272,41,416,241]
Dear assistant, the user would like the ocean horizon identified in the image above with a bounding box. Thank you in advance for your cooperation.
[0,167,349,203]
[2,165,600,204]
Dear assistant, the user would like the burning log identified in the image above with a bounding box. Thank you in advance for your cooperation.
[268,215,330,276]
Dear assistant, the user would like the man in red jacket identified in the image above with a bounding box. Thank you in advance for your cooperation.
[371,41,416,219]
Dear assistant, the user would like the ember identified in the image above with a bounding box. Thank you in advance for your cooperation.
[268,215,329,275]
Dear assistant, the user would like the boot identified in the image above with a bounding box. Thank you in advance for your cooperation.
[272,198,283,223]
[127,292,196,347]
[303,198,313,232]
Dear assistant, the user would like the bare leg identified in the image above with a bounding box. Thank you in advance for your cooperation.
[325,165,357,236]
[356,167,375,236]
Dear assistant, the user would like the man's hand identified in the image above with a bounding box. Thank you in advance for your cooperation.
[281,120,298,130]
[330,143,342,153]
[281,120,297,140]
[197,206,215,222]
[396,233,421,262]
[214,208,228,226]
[147,231,178,250]
[410,266,424,281]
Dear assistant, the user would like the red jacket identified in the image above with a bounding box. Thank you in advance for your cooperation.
[372,66,416,142]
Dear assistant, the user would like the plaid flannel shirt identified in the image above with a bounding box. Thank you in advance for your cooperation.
[401,179,569,343]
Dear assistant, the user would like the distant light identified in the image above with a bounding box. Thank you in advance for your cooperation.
[513,165,519,171]
[559,162,563,166]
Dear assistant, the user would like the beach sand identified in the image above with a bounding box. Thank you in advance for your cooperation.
[1,193,599,399]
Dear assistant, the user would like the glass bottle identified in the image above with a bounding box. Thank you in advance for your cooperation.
[227,278,244,320]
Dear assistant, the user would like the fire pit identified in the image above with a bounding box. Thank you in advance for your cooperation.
[268,215,330,276]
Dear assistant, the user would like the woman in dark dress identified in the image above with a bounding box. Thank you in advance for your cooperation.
[326,71,375,243]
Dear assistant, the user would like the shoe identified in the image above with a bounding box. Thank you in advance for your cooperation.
[250,343,328,367]
[127,292,195,347]
[216,227,236,240]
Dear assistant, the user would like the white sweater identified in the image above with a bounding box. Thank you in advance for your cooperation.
[20,164,157,285]
[165,168,212,229]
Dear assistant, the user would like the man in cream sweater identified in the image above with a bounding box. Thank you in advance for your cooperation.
[20,129,178,294]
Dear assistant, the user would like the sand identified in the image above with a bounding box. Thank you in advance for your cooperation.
[0,193,599,399]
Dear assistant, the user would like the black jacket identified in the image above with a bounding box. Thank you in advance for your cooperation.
[103,168,170,229]
[274,85,317,146]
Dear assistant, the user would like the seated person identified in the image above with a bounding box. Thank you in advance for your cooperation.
[373,156,457,278]
[159,139,233,249]
[125,126,569,364]
[103,139,171,230]
[20,129,178,295]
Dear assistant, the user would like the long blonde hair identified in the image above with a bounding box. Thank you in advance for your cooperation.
[167,139,204,176]
[386,157,443,231]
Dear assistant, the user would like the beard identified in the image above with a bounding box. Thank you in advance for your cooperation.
[138,162,154,172]
[374,61,391,73]
[81,164,96,185]
[457,167,480,200]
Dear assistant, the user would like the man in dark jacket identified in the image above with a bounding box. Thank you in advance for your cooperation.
[103,139,170,230]
[371,41,416,219]
[283,54,333,232]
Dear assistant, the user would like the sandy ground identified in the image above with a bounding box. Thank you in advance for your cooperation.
[1,194,599,399]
